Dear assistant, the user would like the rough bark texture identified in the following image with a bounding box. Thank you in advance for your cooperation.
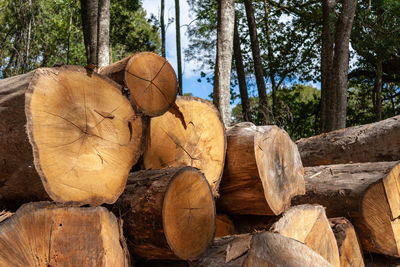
[215,214,236,237]
[0,66,144,208]
[244,0,269,124]
[292,161,400,257]
[161,0,166,58]
[218,122,304,215]
[175,0,182,95]
[213,0,235,126]
[0,202,129,267]
[113,167,215,261]
[191,232,332,267]
[80,0,99,65]
[97,0,110,67]
[271,204,340,267]
[330,217,365,267]
[296,115,400,166]
[144,96,226,196]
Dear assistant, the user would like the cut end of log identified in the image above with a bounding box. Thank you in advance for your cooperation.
[271,204,340,267]
[124,52,178,116]
[25,66,144,205]
[162,167,215,260]
[144,96,226,196]
[0,202,128,267]
[215,214,236,237]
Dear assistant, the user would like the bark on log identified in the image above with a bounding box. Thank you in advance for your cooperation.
[217,122,305,215]
[292,161,400,257]
[0,202,129,266]
[0,66,144,208]
[296,115,400,166]
[330,217,365,267]
[271,204,340,267]
[191,232,332,267]
[143,96,226,196]
[113,167,215,260]
[98,52,178,117]
[215,214,236,237]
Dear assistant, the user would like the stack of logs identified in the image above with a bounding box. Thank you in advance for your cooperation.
[1,52,400,266]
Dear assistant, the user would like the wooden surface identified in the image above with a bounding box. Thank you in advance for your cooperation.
[113,167,215,260]
[293,161,400,257]
[296,115,400,166]
[144,96,226,195]
[215,214,236,237]
[0,202,128,267]
[217,122,305,215]
[271,204,340,267]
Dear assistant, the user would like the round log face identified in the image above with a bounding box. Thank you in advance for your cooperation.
[144,96,226,195]
[254,126,305,214]
[125,52,178,116]
[26,67,143,205]
[163,168,215,260]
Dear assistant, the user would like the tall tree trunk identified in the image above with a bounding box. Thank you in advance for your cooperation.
[213,0,235,127]
[320,0,357,132]
[374,57,383,121]
[24,0,32,72]
[175,0,183,95]
[161,0,166,58]
[233,15,250,122]
[67,1,74,65]
[97,0,110,67]
[80,0,99,65]
[244,0,269,124]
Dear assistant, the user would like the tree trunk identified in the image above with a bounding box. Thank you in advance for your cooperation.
[374,57,383,121]
[191,232,332,267]
[161,0,166,58]
[233,15,250,122]
[292,161,400,257]
[217,122,305,215]
[244,0,269,124]
[213,0,235,127]
[97,0,110,67]
[175,0,182,95]
[80,0,99,65]
[143,96,226,196]
[0,66,144,208]
[271,204,340,267]
[329,217,365,267]
[113,167,215,260]
[98,52,178,116]
[215,214,236,237]
[296,115,400,166]
[0,202,129,266]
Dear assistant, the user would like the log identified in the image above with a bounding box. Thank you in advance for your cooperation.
[143,96,226,195]
[330,217,365,267]
[0,202,129,266]
[217,122,305,215]
[215,214,236,237]
[270,204,340,267]
[191,232,332,267]
[0,66,144,208]
[296,115,400,166]
[113,167,215,260]
[98,52,178,117]
[292,161,400,257]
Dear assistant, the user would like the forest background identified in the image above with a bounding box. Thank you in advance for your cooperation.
[1,0,399,140]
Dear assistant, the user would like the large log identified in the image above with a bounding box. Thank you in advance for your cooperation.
[330,217,365,267]
[191,232,332,267]
[217,122,305,215]
[113,167,215,260]
[98,52,178,116]
[143,96,226,195]
[296,116,400,166]
[0,202,128,266]
[271,204,340,267]
[0,66,144,208]
[292,161,400,257]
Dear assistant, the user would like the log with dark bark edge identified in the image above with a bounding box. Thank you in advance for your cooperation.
[0,66,144,208]
[296,115,400,166]
[292,161,400,257]
[113,166,215,260]
[217,122,305,215]
[143,96,226,196]
[330,217,365,267]
[191,232,332,267]
[270,204,340,267]
[0,201,129,267]
[98,52,178,117]
[215,214,236,237]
